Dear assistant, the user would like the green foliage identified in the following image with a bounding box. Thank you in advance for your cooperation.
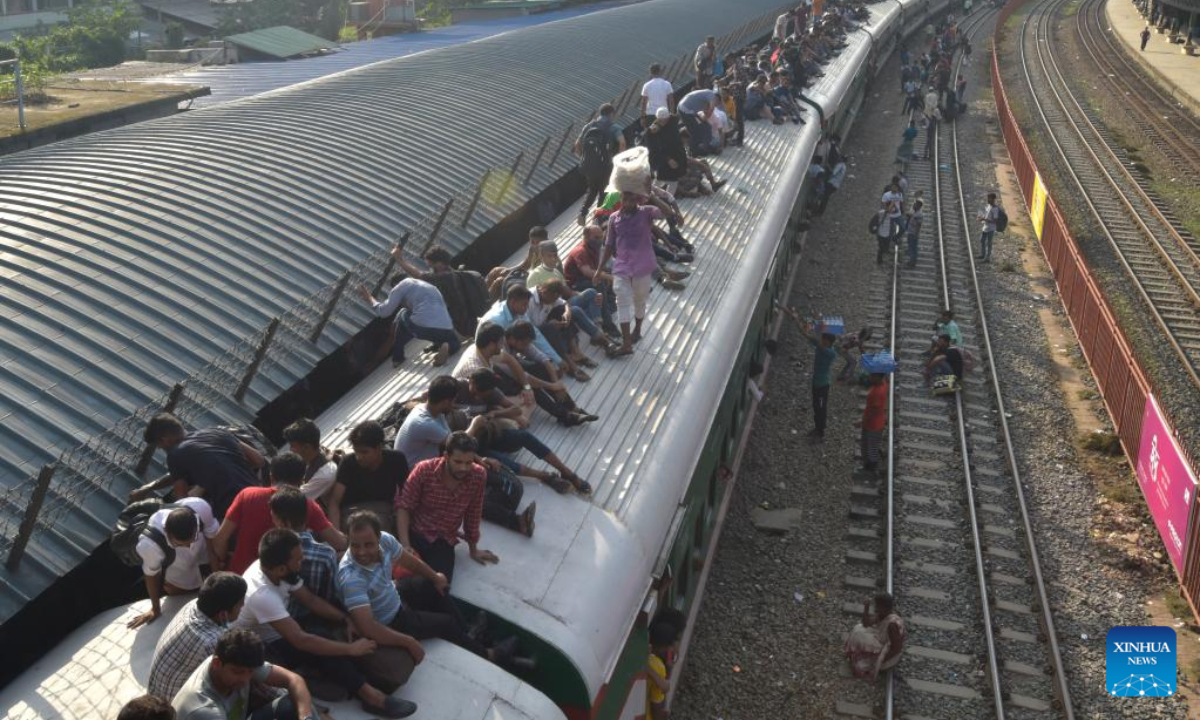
[0,0,141,74]
[217,0,349,40]
[337,24,360,43]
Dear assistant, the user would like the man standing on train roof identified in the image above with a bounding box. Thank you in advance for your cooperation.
[127,497,221,630]
[131,414,265,519]
[640,63,676,130]
[574,103,626,227]
[694,35,717,90]
[148,572,247,702]
[357,274,460,368]
[783,308,838,442]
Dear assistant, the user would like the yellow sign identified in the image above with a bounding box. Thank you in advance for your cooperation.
[1030,171,1048,240]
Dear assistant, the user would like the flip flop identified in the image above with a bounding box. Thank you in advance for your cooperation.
[544,473,571,494]
[606,346,634,358]
[521,502,536,538]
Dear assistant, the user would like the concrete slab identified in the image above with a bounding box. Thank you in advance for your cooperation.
[1106,0,1200,116]
[750,506,805,534]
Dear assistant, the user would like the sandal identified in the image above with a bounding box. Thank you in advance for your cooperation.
[565,473,593,496]
[520,502,536,538]
[544,473,571,494]
[570,368,591,382]
[577,356,598,369]
[606,346,634,358]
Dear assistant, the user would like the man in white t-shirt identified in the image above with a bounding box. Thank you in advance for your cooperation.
[640,63,676,130]
[282,418,338,504]
[235,523,416,719]
[128,497,220,630]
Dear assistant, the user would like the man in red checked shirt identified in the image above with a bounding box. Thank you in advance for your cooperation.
[395,432,499,581]
[855,373,889,480]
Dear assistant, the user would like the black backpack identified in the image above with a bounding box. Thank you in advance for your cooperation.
[868,212,882,234]
[111,499,182,570]
[994,206,1009,232]
[579,122,611,176]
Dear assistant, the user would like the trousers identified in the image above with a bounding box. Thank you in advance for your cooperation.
[393,309,460,363]
[613,274,653,323]
[812,384,830,435]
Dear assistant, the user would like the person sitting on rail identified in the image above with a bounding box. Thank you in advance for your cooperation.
[131,414,266,519]
[769,72,805,124]
[357,273,460,369]
[478,284,569,376]
[147,572,248,703]
[528,240,615,346]
[928,309,962,354]
[485,225,546,299]
[127,497,222,630]
[118,695,176,720]
[395,432,502,582]
[281,418,338,506]
[531,278,620,376]
[339,510,518,687]
[170,627,325,720]
[844,592,906,681]
[211,453,346,575]
[455,322,599,427]
[925,334,966,383]
[232,520,416,719]
[564,224,620,337]
[643,107,689,187]
[327,420,410,532]
[394,376,469,465]
[463,370,592,495]
[672,132,723,200]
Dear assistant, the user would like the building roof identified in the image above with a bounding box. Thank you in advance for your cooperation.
[225,25,339,58]
[0,0,789,621]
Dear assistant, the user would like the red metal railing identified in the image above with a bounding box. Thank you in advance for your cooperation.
[990,0,1200,611]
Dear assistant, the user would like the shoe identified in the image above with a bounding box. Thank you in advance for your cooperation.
[712,179,728,191]
[660,278,685,291]
[362,696,418,719]
[674,252,695,264]
[665,269,690,281]
[519,503,536,538]
[576,215,586,227]
[576,355,598,369]
[590,335,611,348]
[467,611,490,642]
[544,473,572,494]
[432,342,450,367]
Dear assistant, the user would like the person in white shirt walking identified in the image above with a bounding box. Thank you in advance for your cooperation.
[977,192,999,262]
[640,64,676,130]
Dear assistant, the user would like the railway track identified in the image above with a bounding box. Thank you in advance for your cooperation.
[835,10,1073,719]
[1018,0,1200,390]
[1075,0,1200,177]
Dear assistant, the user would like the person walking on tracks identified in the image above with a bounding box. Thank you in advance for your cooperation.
[784,308,839,441]
[855,372,889,479]
[574,104,626,226]
[977,192,1000,262]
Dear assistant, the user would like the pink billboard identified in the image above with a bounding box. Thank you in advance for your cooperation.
[1136,395,1198,576]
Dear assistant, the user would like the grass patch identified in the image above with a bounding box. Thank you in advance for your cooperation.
[1062,1,1081,16]
[1152,180,1200,241]
[1082,431,1123,455]
[1185,658,1200,683]
[1166,590,1195,621]
[1077,389,1099,401]
[1000,260,1017,273]
[1100,477,1140,504]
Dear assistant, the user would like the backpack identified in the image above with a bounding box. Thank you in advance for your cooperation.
[578,122,611,176]
[994,206,1008,232]
[111,499,182,570]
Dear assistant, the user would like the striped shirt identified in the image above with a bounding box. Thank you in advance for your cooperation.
[147,600,224,701]
[337,531,405,626]
[396,458,485,547]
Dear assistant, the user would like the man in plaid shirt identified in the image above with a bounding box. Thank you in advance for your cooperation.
[147,572,247,701]
[396,432,498,581]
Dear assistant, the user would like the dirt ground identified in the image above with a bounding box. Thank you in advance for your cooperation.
[0,80,206,138]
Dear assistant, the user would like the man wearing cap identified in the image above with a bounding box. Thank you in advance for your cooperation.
[643,108,688,185]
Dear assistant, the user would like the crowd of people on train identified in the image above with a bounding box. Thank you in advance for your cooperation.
[107,2,925,719]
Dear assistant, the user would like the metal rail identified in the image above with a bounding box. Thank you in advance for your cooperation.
[1017,0,1200,393]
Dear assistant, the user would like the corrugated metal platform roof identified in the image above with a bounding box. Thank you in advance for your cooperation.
[0,0,789,621]
[225,26,339,59]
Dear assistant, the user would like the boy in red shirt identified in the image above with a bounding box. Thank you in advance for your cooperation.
[856,373,889,478]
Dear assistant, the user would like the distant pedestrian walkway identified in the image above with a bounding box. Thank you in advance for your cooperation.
[80,0,641,108]
[1106,0,1200,116]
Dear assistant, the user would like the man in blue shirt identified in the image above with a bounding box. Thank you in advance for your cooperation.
[677,88,719,156]
[478,285,564,375]
[358,278,459,368]
[785,309,839,440]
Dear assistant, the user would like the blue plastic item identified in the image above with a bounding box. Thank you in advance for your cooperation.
[819,315,845,335]
[861,351,897,374]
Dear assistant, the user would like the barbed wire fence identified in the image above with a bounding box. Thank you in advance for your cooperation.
[0,5,789,571]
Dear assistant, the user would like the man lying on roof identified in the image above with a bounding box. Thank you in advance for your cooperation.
[132,414,266,519]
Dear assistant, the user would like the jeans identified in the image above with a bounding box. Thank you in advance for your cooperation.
[409,534,458,580]
[907,232,920,264]
[572,279,616,329]
[979,230,994,259]
[267,637,367,698]
[580,167,610,219]
[390,595,485,657]
[250,696,297,720]
[393,309,460,363]
[568,289,601,338]
[680,111,715,155]
[877,236,893,264]
[493,427,553,460]
[494,360,578,422]
[812,384,830,435]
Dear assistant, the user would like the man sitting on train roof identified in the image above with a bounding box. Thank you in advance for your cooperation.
[281,418,338,506]
[131,414,266,519]
[326,420,410,532]
[147,572,247,702]
[564,224,620,337]
[171,628,322,720]
[118,695,177,720]
[233,509,417,719]
[338,510,519,693]
[210,453,346,576]
[477,284,570,377]
[128,497,222,630]
[454,321,599,427]
[357,270,461,369]
[485,225,547,299]
[268,489,339,622]
[529,278,620,379]
[528,240,616,346]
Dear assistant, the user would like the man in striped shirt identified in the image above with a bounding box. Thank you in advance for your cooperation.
[147,572,247,701]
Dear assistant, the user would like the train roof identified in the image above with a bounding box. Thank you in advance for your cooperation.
[0,595,566,720]
[0,0,790,623]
